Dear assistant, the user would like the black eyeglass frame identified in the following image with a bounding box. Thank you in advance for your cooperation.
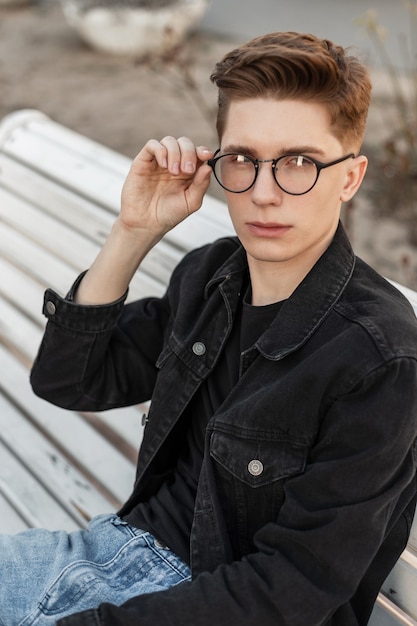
[207,150,356,195]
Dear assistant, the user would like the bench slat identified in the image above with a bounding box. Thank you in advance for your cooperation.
[0,259,146,453]
[0,294,42,362]
[389,280,417,316]
[2,125,127,212]
[370,594,417,626]
[0,345,136,505]
[0,490,29,534]
[0,257,46,325]
[381,548,417,620]
[410,515,417,552]
[0,186,166,300]
[0,110,127,180]
[0,216,79,293]
[0,153,115,242]
[0,439,81,532]
[0,389,121,528]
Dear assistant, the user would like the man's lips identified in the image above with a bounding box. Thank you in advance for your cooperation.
[247,222,292,237]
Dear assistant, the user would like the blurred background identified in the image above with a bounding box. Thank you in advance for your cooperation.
[0,0,416,287]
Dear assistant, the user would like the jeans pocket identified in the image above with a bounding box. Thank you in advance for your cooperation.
[20,560,122,626]
[21,527,189,626]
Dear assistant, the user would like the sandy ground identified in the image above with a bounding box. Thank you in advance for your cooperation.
[0,1,229,155]
[1,1,417,289]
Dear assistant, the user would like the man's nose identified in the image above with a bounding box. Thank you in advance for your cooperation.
[251,161,283,205]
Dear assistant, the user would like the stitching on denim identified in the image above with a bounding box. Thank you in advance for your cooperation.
[144,535,190,580]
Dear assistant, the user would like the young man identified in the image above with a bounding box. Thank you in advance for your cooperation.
[6,31,417,626]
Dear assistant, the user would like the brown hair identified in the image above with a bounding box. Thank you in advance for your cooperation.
[210,32,371,151]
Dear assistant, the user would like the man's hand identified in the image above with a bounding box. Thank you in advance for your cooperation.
[74,137,213,305]
[120,136,213,237]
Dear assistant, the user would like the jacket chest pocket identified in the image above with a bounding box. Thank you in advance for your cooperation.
[210,431,309,557]
[211,430,308,487]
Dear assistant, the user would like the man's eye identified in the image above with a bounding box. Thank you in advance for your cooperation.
[234,154,251,164]
[279,154,314,171]
[285,155,314,168]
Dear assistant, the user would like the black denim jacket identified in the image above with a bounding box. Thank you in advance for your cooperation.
[31,223,417,626]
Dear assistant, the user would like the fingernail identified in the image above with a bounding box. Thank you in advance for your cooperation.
[185,161,195,173]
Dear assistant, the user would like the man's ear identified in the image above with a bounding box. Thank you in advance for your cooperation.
[340,155,368,203]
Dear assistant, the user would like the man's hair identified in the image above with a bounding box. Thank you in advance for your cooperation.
[210,32,372,151]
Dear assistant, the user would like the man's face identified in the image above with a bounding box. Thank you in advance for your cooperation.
[219,98,364,296]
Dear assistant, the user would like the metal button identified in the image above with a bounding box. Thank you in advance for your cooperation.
[154,538,167,549]
[248,459,264,476]
[46,301,56,315]
[192,341,206,356]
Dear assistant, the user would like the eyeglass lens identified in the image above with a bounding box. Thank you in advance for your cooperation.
[213,154,318,194]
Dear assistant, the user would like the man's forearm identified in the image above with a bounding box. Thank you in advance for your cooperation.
[75,217,162,305]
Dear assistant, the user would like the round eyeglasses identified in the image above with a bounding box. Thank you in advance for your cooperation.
[207,151,355,196]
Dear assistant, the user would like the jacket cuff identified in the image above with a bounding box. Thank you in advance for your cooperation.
[57,608,100,626]
[42,287,128,333]
[65,270,89,302]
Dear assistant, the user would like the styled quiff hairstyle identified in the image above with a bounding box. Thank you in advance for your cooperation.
[210,32,371,151]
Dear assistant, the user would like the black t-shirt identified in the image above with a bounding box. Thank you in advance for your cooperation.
[125,285,284,564]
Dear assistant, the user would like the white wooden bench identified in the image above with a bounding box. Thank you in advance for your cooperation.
[0,109,415,625]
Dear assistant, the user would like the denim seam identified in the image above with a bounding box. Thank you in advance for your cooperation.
[143,535,190,580]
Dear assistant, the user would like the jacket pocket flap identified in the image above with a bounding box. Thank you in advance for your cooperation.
[211,431,307,487]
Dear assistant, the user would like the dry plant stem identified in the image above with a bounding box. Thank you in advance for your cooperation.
[147,44,217,136]
[359,4,417,254]
[178,63,217,130]
[366,20,410,141]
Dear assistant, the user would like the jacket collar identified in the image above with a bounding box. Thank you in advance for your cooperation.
[259,221,356,359]
[206,222,356,361]
[204,241,248,300]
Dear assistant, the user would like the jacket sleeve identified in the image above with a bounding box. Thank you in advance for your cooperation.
[30,239,236,411]
[30,276,171,411]
[55,356,417,626]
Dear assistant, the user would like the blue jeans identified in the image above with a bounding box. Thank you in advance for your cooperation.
[0,514,191,626]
